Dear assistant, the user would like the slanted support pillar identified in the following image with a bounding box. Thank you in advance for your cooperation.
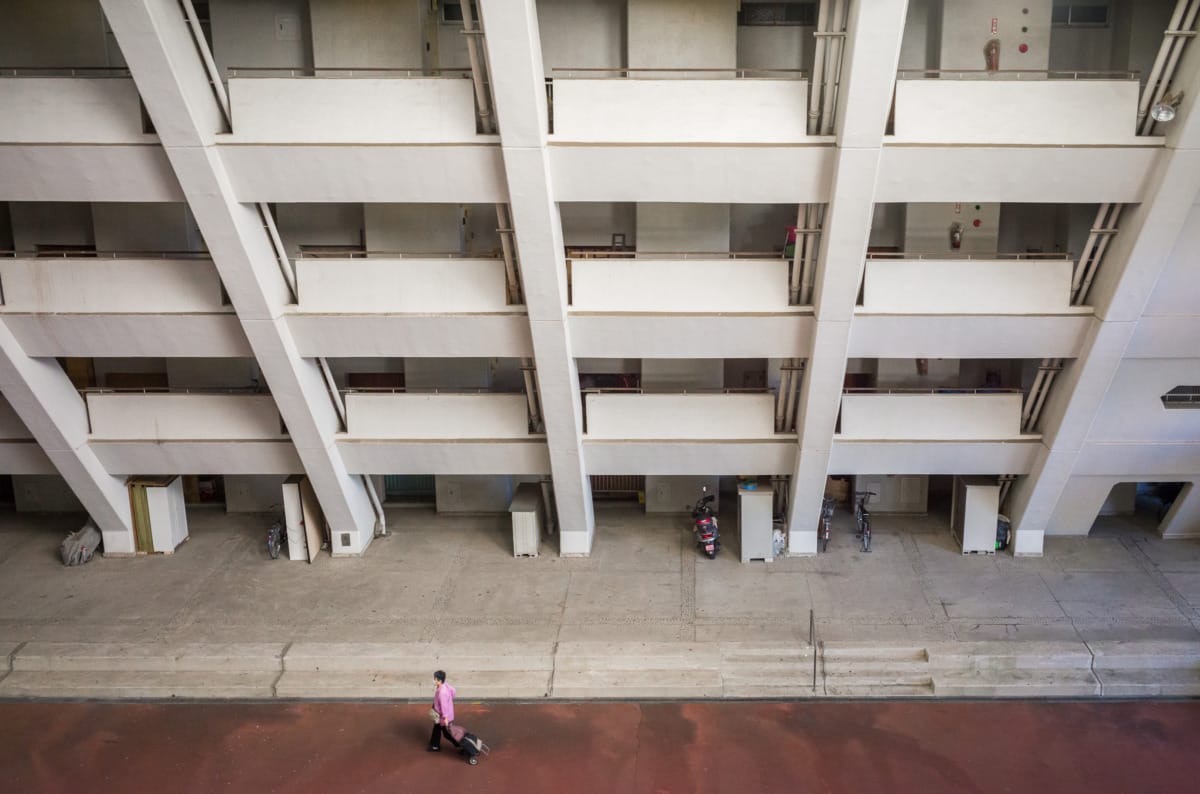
[478,0,595,554]
[101,0,376,555]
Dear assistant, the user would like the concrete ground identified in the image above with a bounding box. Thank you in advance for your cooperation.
[3,700,1200,793]
[1,503,1200,699]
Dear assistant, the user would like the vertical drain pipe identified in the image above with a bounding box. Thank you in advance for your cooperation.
[807,0,830,135]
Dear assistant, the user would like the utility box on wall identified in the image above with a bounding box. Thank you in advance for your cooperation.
[281,475,309,562]
[128,475,189,554]
[509,482,543,557]
[952,476,1001,554]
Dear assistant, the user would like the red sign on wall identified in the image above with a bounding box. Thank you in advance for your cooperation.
[991,17,999,34]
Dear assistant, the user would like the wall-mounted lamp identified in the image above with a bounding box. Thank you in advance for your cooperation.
[1151,92,1184,123]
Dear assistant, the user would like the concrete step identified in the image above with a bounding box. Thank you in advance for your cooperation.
[723,683,824,698]
[1093,669,1200,698]
[551,668,723,699]
[0,670,278,699]
[1089,640,1200,670]
[824,661,932,678]
[822,644,929,663]
[283,642,554,674]
[720,643,815,665]
[927,642,1094,673]
[933,669,1100,698]
[12,642,285,673]
[555,642,720,672]
[1,641,19,674]
[275,669,551,700]
[825,681,935,697]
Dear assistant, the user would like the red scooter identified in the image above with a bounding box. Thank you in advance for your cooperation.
[691,487,721,559]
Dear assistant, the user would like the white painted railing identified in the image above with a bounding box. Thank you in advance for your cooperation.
[344,392,531,439]
[295,257,512,312]
[584,392,778,439]
[226,76,480,142]
[550,76,811,142]
[839,391,1024,440]
[891,77,1142,144]
[861,256,1074,314]
[0,256,225,313]
[569,257,791,312]
[0,76,149,143]
[85,393,284,440]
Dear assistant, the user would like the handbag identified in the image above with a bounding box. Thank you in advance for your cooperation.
[429,708,440,724]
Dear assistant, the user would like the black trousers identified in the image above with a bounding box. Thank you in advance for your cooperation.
[430,722,460,749]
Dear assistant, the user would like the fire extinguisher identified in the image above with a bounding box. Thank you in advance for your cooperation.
[949,222,963,250]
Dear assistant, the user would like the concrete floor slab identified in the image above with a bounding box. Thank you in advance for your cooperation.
[442,566,570,620]
[1041,538,1140,572]
[927,572,1066,620]
[558,622,687,642]
[1040,571,1184,620]
[808,570,936,621]
[1162,572,1200,609]
[695,571,811,620]
[564,571,681,620]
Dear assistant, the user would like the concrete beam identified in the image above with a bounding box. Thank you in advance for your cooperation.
[0,323,134,552]
[478,0,594,553]
[786,0,909,554]
[101,0,375,554]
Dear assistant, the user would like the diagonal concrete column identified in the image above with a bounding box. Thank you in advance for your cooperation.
[477,0,594,554]
[0,324,134,552]
[101,0,376,555]
[1007,51,1200,555]
[786,0,909,554]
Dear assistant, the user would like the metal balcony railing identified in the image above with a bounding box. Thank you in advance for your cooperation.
[865,252,1072,261]
[551,68,807,80]
[0,67,132,77]
[226,67,472,78]
[896,69,1138,80]
[1,250,211,260]
[294,250,502,260]
[842,387,1023,395]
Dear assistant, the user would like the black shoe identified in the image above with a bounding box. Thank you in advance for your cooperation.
[427,746,440,752]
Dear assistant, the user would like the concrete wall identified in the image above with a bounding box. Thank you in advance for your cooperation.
[227,77,479,142]
[904,203,1001,253]
[861,258,1073,314]
[585,393,775,439]
[92,203,202,252]
[645,475,718,513]
[627,0,737,69]
[551,79,810,142]
[892,80,1140,145]
[839,393,1024,440]
[560,203,637,247]
[0,79,147,144]
[13,475,85,513]
[939,0,1052,72]
[641,359,723,391]
[637,204,730,252]
[538,0,625,74]
[899,0,942,71]
[276,203,364,254]
[165,358,259,390]
[730,204,795,252]
[1089,359,1200,443]
[403,358,491,390]
[296,258,510,312]
[737,24,812,71]
[365,204,462,252]
[0,0,117,68]
[0,398,33,440]
[344,393,529,439]
[435,475,515,512]
[225,474,289,512]
[1143,202,1200,317]
[86,394,284,440]
[571,258,789,312]
[0,258,225,313]
[9,203,94,251]
[876,358,960,389]
[309,0,423,69]
[210,0,312,78]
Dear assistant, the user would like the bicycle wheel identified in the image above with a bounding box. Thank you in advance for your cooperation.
[862,523,872,552]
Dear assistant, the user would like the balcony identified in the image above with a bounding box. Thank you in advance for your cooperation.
[860,253,1079,315]
[0,253,247,358]
[891,71,1145,146]
[226,69,482,143]
[0,71,149,144]
[567,252,812,359]
[839,389,1025,441]
[287,253,531,359]
[84,390,297,474]
[549,70,812,143]
[336,390,548,476]
[581,390,794,475]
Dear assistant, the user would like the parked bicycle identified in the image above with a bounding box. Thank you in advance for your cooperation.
[267,520,286,559]
[819,496,836,552]
[854,491,876,553]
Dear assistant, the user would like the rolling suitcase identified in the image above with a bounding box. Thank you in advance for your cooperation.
[447,723,490,765]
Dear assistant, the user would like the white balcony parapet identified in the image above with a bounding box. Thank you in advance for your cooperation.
[0,255,225,313]
[550,73,812,143]
[226,73,481,143]
[860,254,1076,314]
[294,256,514,313]
[584,392,778,439]
[839,390,1024,440]
[891,74,1144,145]
[85,393,285,440]
[344,392,531,439]
[570,255,793,313]
[0,74,150,144]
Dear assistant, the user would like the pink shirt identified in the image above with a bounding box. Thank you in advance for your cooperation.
[433,682,456,723]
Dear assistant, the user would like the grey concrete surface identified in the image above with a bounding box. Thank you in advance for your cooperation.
[0,504,1199,699]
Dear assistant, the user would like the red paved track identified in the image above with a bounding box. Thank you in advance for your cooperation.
[1,700,1198,793]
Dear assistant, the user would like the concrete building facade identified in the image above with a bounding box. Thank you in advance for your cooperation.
[0,0,1198,560]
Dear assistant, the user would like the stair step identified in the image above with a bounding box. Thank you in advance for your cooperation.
[275,670,551,700]
[282,642,554,673]
[0,671,277,699]
[1089,640,1200,670]
[933,669,1100,698]
[822,644,929,663]
[13,642,285,673]
[826,682,935,697]
[1095,669,1200,697]
[551,669,723,699]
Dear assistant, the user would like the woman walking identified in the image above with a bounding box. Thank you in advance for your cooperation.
[427,670,460,752]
